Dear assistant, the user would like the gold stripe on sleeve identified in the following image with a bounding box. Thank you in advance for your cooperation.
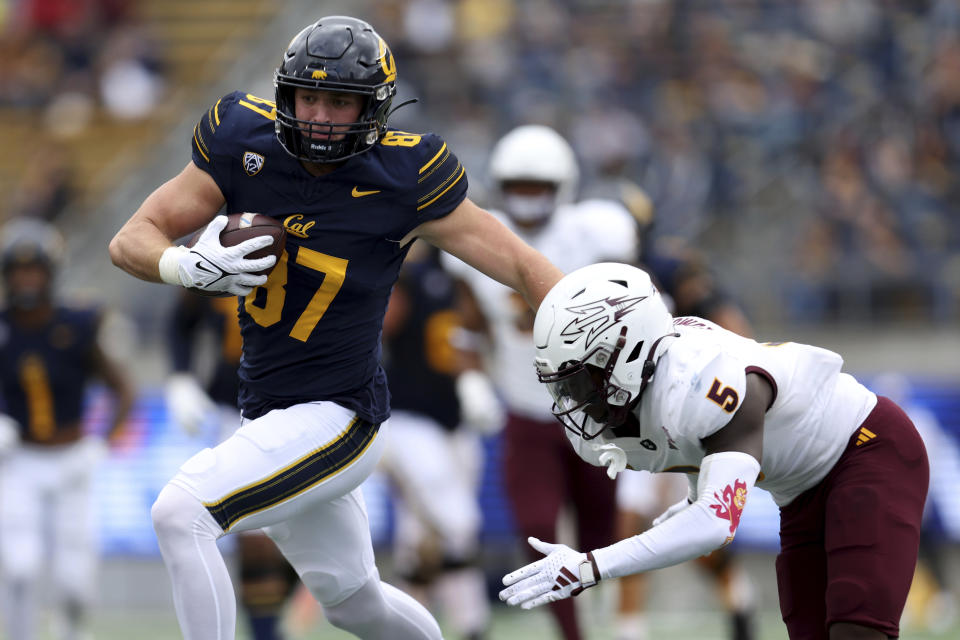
[417,165,465,211]
[193,125,210,162]
[419,142,447,175]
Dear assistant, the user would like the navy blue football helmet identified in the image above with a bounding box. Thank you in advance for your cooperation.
[274,16,398,163]
[1,218,63,276]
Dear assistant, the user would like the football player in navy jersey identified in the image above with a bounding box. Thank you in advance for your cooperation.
[109,15,561,640]
[0,218,135,640]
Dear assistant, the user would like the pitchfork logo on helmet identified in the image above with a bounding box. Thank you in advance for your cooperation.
[559,295,646,350]
[533,263,676,439]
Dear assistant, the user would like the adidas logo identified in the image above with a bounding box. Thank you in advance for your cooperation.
[551,567,578,591]
[855,427,876,446]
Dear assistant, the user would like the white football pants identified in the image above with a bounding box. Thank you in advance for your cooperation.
[0,438,104,640]
[151,400,441,640]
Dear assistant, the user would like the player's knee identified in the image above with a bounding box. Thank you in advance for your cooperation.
[151,486,187,540]
[54,558,96,604]
[322,578,385,632]
[151,484,218,543]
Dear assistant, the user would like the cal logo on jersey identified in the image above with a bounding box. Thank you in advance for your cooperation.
[283,214,315,238]
[243,151,265,176]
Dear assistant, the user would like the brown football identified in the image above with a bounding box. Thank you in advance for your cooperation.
[185,212,286,297]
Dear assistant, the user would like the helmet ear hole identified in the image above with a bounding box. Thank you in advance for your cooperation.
[625,341,644,364]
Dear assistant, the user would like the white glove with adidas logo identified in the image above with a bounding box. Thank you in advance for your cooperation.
[499,537,600,609]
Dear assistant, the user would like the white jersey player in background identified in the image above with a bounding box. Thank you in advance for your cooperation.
[499,263,929,640]
[444,125,636,640]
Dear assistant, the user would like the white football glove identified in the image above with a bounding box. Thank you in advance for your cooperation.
[165,373,217,436]
[158,215,276,296]
[653,496,692,527]
[0,414,20,457]
[594,442,628,480]
[455,369,505,435]
[499,537,599,609]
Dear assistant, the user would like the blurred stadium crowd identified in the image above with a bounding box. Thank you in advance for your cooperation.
[370,0,960,324]
[0,0,165,223]
[2,0,960,324]
[0,0,163,124]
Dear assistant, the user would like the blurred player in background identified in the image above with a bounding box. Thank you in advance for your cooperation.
[500,263,929,640]
[379,241,502,640]
[0,218,135,640]
[109,15,562,640]
[444,124,635,640]
[610,188,756,640]
[166,290,300,640]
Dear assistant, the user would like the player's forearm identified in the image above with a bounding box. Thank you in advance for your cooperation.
[512,246,563,311]
[592,451,760,580]
[109,215,172,283]
[592,498,728,579]
[110,164,225,284]
[419,199,563,307]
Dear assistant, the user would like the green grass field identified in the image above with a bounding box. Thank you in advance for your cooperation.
[15,552,960,639]
[56,606,960,640]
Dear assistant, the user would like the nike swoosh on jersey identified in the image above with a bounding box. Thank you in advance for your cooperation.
[351,186,381,197]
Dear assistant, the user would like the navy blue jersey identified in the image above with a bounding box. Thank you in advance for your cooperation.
[0,307,100,443]
[168,294,242,407]
[192,92,469,422]
[384,254,461,431]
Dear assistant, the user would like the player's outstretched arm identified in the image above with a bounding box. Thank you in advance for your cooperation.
[412,197,564,310]
[501,374,772,609]
[109,162,226,283]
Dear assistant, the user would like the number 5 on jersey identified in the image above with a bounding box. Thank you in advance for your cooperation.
[706,378,740,413]
[244,248,348,342]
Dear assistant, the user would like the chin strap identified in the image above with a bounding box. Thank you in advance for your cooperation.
[634,332,679,402]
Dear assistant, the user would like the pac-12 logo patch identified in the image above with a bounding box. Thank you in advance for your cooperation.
[243,151,265,176]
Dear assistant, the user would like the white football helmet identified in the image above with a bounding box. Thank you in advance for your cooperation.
[533,262,676,439]
[488,125,578,226]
